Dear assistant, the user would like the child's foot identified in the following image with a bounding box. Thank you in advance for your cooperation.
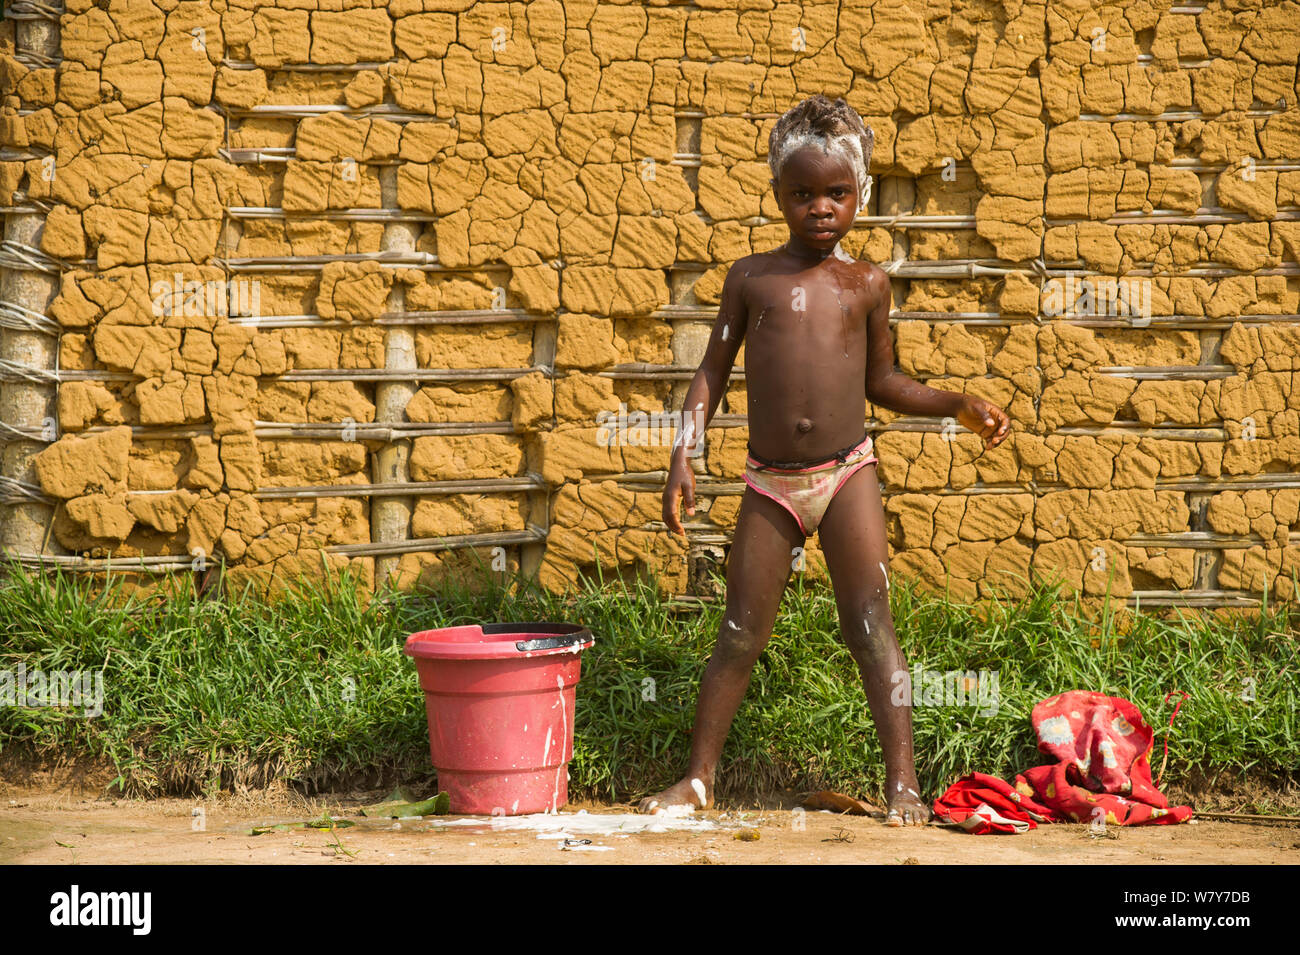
[885,785,931,827]
[637,776,712,814]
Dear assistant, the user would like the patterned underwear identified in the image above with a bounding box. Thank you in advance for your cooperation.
[742,432,878,535]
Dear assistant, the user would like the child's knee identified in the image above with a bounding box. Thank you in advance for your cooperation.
[712,618,766,665]
[842,597,893,659]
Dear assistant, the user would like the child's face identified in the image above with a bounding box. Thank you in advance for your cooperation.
[773,146,859,251]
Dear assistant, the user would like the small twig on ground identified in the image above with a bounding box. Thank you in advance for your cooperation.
[1195,811,1300,825]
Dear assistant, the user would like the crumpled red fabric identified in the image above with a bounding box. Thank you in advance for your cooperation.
[932,691,1195,834]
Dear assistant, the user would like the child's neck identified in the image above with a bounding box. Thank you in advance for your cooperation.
[783,237,839,264]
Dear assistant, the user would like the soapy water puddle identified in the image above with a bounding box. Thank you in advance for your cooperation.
[232,807,730,853]
[433,809,726,850]
[436,808,721,836]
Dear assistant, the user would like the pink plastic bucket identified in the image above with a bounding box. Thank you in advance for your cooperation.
[403,622,594,815]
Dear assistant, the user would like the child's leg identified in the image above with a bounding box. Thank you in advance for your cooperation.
[817,462,931,825]
[638,487,804,813]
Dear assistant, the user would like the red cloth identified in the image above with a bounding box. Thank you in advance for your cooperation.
[933,691,1194,834]
[930,771,1053,834]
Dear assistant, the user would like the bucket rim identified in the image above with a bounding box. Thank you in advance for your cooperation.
[404,621,595,660]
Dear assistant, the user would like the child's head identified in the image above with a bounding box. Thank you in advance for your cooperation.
[768,95,874,214]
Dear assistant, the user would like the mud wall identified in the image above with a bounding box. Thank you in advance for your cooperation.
[1,0,1298,607]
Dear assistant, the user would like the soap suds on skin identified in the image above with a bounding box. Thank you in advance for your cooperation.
[690,778,707,807]
[674,420,695,450]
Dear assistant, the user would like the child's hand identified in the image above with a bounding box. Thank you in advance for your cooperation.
[663,455,696,536]
[957,395,1011,449]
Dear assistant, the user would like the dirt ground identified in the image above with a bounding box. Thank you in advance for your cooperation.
[2,779,1297,865]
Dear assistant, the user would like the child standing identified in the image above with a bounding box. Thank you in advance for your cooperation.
[641,95,1011,825]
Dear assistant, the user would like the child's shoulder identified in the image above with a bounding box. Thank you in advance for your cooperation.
[726,250,779,277]
[837,249,888,285]
[724,248,888,290]
[824,250,890,301]
[719,251,779,298]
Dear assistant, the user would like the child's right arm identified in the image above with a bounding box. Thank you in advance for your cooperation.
[663,260,750,536]
[863,262,1010,449]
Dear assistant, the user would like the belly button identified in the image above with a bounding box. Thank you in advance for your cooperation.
[796,418,813,433]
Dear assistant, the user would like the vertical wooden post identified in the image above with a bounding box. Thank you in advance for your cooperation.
[877,176,913,312]
[0,13,61,566]
[372,167,418,585]
[522,282,556,584]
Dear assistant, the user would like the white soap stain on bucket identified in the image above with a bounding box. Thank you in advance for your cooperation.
[552,674,567,814]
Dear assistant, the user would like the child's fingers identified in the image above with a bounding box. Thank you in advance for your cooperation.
[663,486,684,536]
[975,405,1009,443]
[979,412,1000,446]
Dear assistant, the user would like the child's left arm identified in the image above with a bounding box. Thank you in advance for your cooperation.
[863,263,1011,449]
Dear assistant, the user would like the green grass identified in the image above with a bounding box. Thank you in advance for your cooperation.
[0,556,1296,805]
